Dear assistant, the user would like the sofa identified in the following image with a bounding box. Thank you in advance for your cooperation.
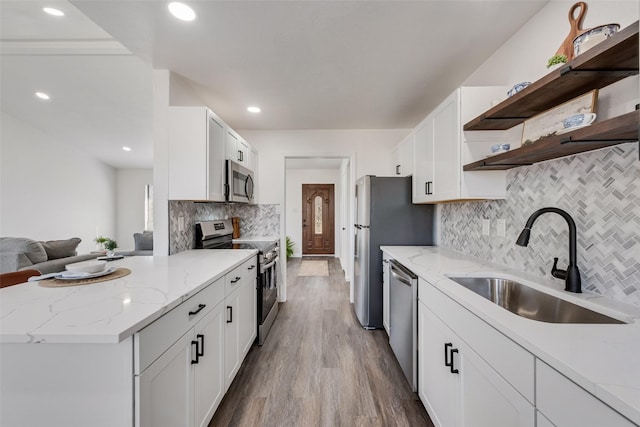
[0,237,99,274]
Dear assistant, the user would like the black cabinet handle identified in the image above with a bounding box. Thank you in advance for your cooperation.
[450,348,459,374]
[191,340,200,364]
[188,304,206,316]
[231,276,241,284]
[227,306,233,323]
[248,265,256,270]
[425,181,433,195]
[396,164,401,175]
[444,343,452,367]
[196,334,204,357]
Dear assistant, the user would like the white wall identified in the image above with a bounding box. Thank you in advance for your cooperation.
[0,112,116,254]
[238,129,409,205]
[116,168,153,251]
[285,168,341,258]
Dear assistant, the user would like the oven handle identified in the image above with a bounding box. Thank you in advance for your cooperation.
[260,256,279,274]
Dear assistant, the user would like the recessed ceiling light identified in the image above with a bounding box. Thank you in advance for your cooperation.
[247,106,261,113]
[43,7,64,17]
[35,92,50,100]
[168,2,196,21]
[122,146,132,152]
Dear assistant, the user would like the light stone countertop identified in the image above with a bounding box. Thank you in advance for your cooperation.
[381,245,640,426]
[0,249,257,345]
[232,236,279,243]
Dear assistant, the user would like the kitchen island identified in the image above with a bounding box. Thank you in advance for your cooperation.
[0,249,258,427]
[382,246,640,427]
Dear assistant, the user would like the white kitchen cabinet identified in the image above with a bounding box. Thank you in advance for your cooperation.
[382,254,391,334]
[390,132,414,176]
[137,332,194,427]
[168,106,226,202]
[136,277,226,427]
[193,303,226,427]
[226,128,251,169]
[412,87,517,203]
[536,360,636,427]
[536,411,556,427]
[418,298,535,427]
[224,258,257,390]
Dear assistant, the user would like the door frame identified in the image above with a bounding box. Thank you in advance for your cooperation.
[281,153,356,304]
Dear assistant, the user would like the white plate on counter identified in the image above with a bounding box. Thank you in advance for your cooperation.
[57,266,117,281]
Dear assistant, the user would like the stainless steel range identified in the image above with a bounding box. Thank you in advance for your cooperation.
[195,220,279,345]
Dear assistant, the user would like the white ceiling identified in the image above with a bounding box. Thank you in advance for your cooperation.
[1,0,549,169]
[286,157,344,170]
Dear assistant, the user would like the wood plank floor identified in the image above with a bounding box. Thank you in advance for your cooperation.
[209,257,434,427]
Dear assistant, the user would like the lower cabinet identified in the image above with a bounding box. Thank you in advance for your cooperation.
[136,256,257,427]
[137,303,225,427]
[536,360,636,427]
[418,299,534,427]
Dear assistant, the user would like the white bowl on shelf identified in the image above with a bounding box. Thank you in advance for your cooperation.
[66,259,107,274]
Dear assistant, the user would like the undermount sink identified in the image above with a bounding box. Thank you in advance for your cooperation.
[447,276,625,324]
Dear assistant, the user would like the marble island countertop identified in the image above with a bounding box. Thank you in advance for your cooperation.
[381,245,640,425]
[0,249,257,345]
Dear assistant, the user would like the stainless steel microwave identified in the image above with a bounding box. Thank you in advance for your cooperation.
[226,160,254,203]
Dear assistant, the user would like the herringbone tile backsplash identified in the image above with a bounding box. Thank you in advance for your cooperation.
[440,143,640,307]
[168,201,280,254]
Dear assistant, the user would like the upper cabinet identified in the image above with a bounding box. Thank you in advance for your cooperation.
[169,107,226,202]
[226,128,251,167]
[464,22,639,171]
[390,133,414,177]
[413,86,518,204]
[168,106,256,202]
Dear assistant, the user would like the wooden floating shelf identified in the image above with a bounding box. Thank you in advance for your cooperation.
[464,21,639,131]
[463,111,639,171]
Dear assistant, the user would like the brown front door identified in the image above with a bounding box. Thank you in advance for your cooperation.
[302,184,335,255]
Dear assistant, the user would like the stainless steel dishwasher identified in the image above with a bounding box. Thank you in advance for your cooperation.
[389,259,418,392]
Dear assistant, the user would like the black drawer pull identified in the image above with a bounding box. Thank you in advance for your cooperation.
[196,334,204,357]
[230,276,241,283]
[191,340,199,364]
[188,304,206,316]
[227,306,233,323]
[248,265,256,270]
[450,348,459,374]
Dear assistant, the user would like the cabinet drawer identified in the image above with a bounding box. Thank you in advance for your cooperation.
[225,257,256,295]
[135,278,224,374]
[536,360,635,427]
[419,278,534,403]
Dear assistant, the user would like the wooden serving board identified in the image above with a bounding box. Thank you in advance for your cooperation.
[556,2,592,61]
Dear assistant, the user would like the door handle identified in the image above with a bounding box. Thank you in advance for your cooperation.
[425,181,433,195]
[196,334,204,357]
[191,340,200,364]
[450,348,459,374]
[444,343,452,368]
[227,306,233,323]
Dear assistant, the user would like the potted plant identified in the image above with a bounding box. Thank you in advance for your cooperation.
[547,54,567,69]
[286,236,294,259]
[94,235,109,251]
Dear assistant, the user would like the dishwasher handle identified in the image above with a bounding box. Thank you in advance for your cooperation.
[389,260,416,287]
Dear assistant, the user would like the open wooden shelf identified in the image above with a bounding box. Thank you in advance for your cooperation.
[464,21,639,131]
[463,111,639,171]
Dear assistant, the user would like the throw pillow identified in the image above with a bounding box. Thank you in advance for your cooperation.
[134,232,153,251]
[40,238,81,260]
[0,237,48,264]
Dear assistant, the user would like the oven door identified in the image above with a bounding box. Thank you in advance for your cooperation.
[258,256,278,325]
[226,159,254,203]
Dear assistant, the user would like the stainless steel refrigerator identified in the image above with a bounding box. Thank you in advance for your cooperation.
[353,175,434,329]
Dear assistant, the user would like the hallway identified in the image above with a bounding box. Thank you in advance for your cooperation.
[209,257,433,426]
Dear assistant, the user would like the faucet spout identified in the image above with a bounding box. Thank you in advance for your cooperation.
[516,207,581,293]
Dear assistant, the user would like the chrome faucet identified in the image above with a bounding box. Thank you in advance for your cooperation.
[515,207,582,293]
